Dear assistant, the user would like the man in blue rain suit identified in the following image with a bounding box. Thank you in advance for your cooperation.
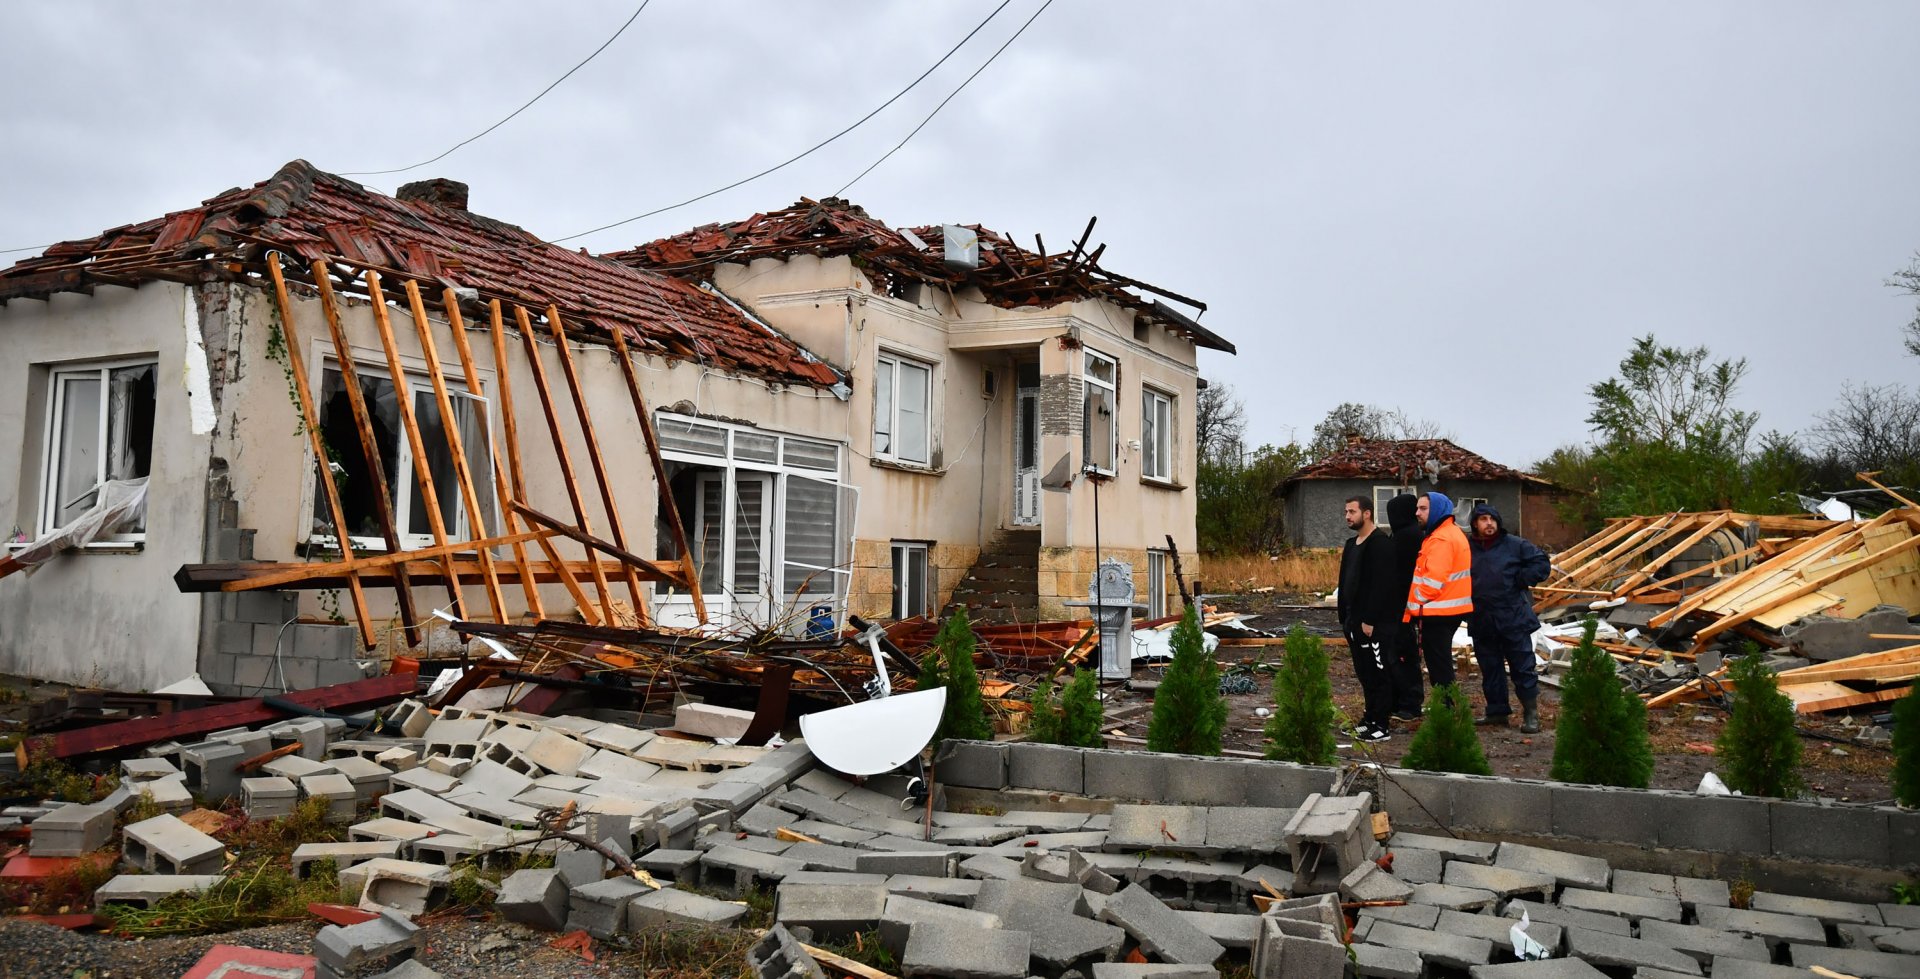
[1466,502,1552,733]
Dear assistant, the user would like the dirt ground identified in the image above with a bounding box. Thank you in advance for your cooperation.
[1103,594,1899,804]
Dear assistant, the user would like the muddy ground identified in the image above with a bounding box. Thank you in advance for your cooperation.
[1101,594,1899,804]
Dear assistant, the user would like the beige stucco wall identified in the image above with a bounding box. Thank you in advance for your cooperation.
[0,282,211,689]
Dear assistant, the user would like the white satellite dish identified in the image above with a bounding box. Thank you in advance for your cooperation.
[799,624,949,776]
[801,687,947,776]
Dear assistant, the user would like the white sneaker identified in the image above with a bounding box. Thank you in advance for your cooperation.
[1355,726,1390,743]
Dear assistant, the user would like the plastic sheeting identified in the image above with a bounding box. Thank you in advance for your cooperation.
[8,477,148,576]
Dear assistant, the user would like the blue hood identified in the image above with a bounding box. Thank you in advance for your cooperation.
[1424,492,1455,531]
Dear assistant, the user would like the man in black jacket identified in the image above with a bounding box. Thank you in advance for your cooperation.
[1382,493,1426,720]
[1468,503,1552,732]
[1337,496,1397,742]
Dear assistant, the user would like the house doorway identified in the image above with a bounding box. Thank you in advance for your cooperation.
[1013,362,1040,526]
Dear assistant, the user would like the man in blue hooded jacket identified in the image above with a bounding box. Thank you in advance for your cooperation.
[1467,503,1552,733]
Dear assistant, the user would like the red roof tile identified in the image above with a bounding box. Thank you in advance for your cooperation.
[1287,438,1538,484]
[0,161,843,389]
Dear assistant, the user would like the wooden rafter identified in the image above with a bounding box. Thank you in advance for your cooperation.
[514,304,617,623]
[544,306,648,619]
[442,290,545,619]
[606,320,707,624]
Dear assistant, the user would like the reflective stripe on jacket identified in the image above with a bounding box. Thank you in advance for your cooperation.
[1406,519,1474,621]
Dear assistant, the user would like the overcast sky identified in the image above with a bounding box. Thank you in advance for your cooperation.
[5,2,1918,470]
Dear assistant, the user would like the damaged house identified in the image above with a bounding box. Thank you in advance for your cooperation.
[0,163,1230,692]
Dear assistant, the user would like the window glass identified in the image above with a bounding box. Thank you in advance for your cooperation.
[310,365,491,547]
[783,437,838,471]
[733,475,767,595]
[52,374,102,528]
[43,362,157,535]
[892,542,930,619]
[735,431,778,464]
[783,476,837,597]
[874,358,894,455]
[896,360,931,464]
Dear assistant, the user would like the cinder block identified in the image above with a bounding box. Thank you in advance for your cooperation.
[358,860,452,916]
[1448,774,1552,836]
[1008,742,1084,794]
[629,885,751,930]
[1363,919,1494,970]
[1442,862,1555,901]
[567,876,650,938]
[1495,842,1610,890]
[1251,915,1351,979]
[300,772,358,824]
[1635,918,1772,965]
[901,920,1032,979]
[674,702,755,740]
[1562,926,1703,975]
[291,840,401,878]
[1888,806,1920,871]
[1651,793,1772,854]
[932,740,1008,790]
[1166,757,1252,807]
[1435,908,1563,956]
[1557,887,1683,924]
[1770,800,1889,866]
[775,882,889,940]
[496,868,568,931]
[750,925,828,979]
[1789,942,1920,978]
[1551,784,1666,844]
[1082,748,1167,801]
[1748,891,1883,927]
[92,873,223,909]
[857,851,956,878]
[1096,884,1224,964]
[315,906,420,975]
[878,895,1002,957]
[1692,906,1828,950]
[1241,759,1338,808]
[1377,769,1453,828]
[123,813,227,875]
[702,845,809,895]
[183,740,249,803]
[886,874,982,907]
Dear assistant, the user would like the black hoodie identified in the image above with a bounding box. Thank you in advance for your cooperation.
[1384,493,1423,616]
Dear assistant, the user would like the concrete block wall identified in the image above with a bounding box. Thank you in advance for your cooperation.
[936,742,1920,875]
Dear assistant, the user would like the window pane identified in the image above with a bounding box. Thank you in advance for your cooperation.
[1085,352,1115,385]
[313,368,402,542]
[451,392,495,538]
[783,437,839,471]
[874,358,894,455]
[106,364,155,485]
[733,476,765,595]
[783,476,838,597]
[891,546,906,619]
[735,431,778,464]
[409,390,461,540]
[657,414,727,456]
[699,475,724,594]
[1141,396,1158,478]
[908,547,928,617]
[897,361,930,464]
[1018,395,1037,469]
[1084,384,1115,472]
[52,374,102,528]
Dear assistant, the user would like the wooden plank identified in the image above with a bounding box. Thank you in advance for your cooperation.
[515,304,616,624]
[606,320,706,625]
[1692,529,1920,643]
[364,271,466,617]
[1783,681,1910,714]
[1649,518,1867,628]
[403,280,507,623]
[1777,661,1920,685]
[35,673,415,760]
[544,306,648,618]
[263,254,376,650]
[308,260,421,648]
[442,289,544,620]
[178,556,633,591]
[205,528,554,591]
[1612,512,1732,596]
[510,502,682,580]
[1636,544,1762,595]
[488,301,579,623]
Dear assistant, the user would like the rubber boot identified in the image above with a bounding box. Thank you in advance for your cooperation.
[1520,693,1541,734]
[1475,712,1509,727]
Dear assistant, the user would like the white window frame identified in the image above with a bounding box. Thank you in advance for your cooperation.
[38,357,158,541]
[1146,548,1169,619]
[1082,349,1118,475]
[1456,497,1489,528]
[304,360,496,552]
[891,540,931,620]
[874,351,935,466]
[1141,386,1175,482]
[1373,485,1416,523]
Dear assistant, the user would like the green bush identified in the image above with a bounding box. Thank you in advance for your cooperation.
[1401,684,1493,775]
[1549,617,1654,787]
[1264,625,1337,764]
[1147,604,1227,756]
[1027,676,1060,745]
[1715,650,1803,798]
[926,608,993,743]
[1894,683,1920,808]
[1031,670,1105,748]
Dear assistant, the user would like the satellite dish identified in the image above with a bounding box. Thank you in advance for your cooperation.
[801,687,947,776]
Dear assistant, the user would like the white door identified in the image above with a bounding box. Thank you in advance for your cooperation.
[1014,386,1040,525]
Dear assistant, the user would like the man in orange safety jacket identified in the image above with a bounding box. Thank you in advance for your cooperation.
[1405,491,1472,689]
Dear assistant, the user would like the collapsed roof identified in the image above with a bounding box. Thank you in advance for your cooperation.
[610,197,1236,354]
[1286,437,1545,485]
[0,161,844,389]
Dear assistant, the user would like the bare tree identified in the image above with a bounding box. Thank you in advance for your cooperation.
[1196,381,1246,463]
[1807,382,1920,478]
[1890,252,1920,358]
[1308,402,1450,460]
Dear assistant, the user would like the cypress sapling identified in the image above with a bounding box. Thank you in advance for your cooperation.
[1264,624,1338,765]
[1549,616,1654,788]
[1715,648,1803,798]
[1147,604,1227,756]
[1401,683,1493,775]
[931,608,993,743]
[1027,676,1061,745]
[1057,668,1106,748]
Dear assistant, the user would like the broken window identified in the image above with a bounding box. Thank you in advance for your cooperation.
[1373,485,1416,522]
[1456,497,1489,528]
[891,541,930,619]
[308,365,495,550]
[1142,387,1174,481]
[40,360,156,536]
[1082,350,1117,475]
[875,352,933,466]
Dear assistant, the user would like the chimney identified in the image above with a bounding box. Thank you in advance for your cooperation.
[397,178,469,211]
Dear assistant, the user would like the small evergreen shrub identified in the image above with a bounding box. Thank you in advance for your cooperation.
[1027,676,1061,745]
[1147,604,1227,756]
[1264,624,1337,765]
[1894,682,1920,808]
[927,608,993,743]
[1056,669,1106,748]
[1715,648,1803,798]
[1549,616,1654,788]
[1401,684,1493,775]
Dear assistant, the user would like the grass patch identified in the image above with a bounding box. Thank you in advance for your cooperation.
[816,929,897,973]
[0,852,117,915]
[1204,550,1341,596]
[224,797,344,857]
[620,925,759,979]
[102,855,351,935]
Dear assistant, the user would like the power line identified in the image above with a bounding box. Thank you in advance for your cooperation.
[551,0,1014,244]
[339,1,653,177]
[837,0,1058,197]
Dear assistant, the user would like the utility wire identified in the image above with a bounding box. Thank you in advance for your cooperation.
[340,1,652,177]
[551,0,1014,244]
[836,0,1057,196]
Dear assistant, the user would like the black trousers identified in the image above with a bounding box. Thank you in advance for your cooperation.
[1344,623,1394,729]
[1387,621,1425,716]
[1417,613,1467,690]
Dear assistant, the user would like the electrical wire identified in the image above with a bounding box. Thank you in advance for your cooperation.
[836,0,1057,196]
[551,0,1014,244]
[340,1,653,177]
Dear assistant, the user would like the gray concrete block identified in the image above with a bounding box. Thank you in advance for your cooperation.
[1787,943,1917,979]
[1250,916,1346,979]
[1562,927,1702,975]
[1448,775,1552,836]
[1358,903,1441,930]
[92,873,222,909]
[1173,910,1260,951]
[1090,966,1218,979]
[1239,759,1337,808]
[1200,806,1290,855]
[1082,748,1169,802]
[497,868,569,931]
[1436,908,1563,956]
[28,802,115,857]
[182,740,249,803]
[1388,847,1444,884]
[1096,884,1225,964]
[1072,850,1123,895]
[1880,902,1920,930]
[1364,919,1494,970]
[1749,890,1884,926]
[749,924,827,979]
[1651,792,1772,854]
[1770,799,1889,866]
[1889,806,1920,871]
[1467,962,1610,978]
[879,895,1003,957]
[291,840,401,878]
[973,876,1084,919]
[786,841,867,873]
[887,874,983,907]
[857,851,956,878]
[1707,958,1851,979]
[1410,882,1500,911]
[553,849,608,888]
[566,876,650,938]
[1557,886,1683,924]
[1694,904,1831,949]
[1008,742,1084,794]
[901,920,1031,979]
[1021,906,1128,970]
[1502,899,1633,937]
[1106,805,1208,853]
[635,848,705,884]
[123,813,226,875]
[1341,863,1413,903]
[300,772,358,824]
[775,882,889,940]
[958,854,1024,881]
[932,740,1009,790]
[1163,757,1252,807]
[1388,832,1496,865]
[1378,770,1453,828]
[628,885,750,930]
[1442,861,1555,900]
[1495,842,1609,890]
[1676,876,1731,912]
[1551,784,1667,844]
[314,907,420,974]
[359,859,452,915]
[1634,918,1772,966]
[1352,942,1425,979]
